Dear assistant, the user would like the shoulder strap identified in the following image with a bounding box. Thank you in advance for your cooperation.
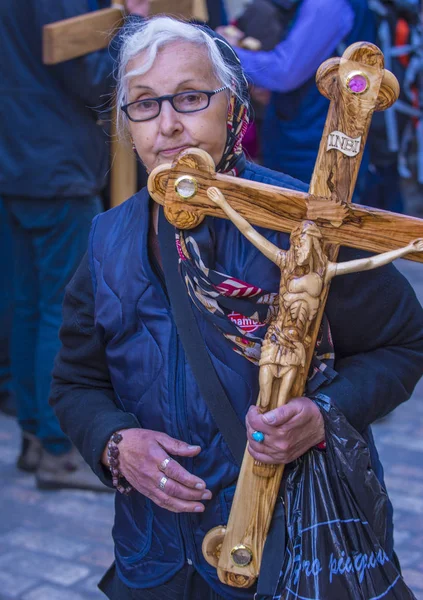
[158,210,287,596]
[157,210,246,467]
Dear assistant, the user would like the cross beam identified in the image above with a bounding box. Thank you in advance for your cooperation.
[42,5,124,65]
[43,0,208,65]
[148,150,423,263]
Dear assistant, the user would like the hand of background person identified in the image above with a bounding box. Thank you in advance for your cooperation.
[124,0,150,16]
[215,25,245,47]
[102,429,212,512]
[246,397,325,464]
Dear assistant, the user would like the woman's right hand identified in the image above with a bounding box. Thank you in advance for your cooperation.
[102,429,212,513]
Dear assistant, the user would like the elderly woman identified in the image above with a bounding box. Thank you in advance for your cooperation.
[50,15,423,600]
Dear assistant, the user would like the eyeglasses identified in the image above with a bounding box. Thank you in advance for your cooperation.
[121,87,228,122]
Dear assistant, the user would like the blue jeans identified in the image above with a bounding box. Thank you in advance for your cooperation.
[3,195,102,454]
[0,198,13,400]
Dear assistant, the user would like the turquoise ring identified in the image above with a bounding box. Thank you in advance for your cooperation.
[252,431,265,443]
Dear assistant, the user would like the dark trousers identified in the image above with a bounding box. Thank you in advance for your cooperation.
[99,563,226,600]
[0,198,13,402]
[3,194,102,454]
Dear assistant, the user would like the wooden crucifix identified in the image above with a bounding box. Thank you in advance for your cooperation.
[42,0,208,208]
[148,42,423,589]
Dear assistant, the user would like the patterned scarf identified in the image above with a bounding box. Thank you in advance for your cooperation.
[175,25,336,390]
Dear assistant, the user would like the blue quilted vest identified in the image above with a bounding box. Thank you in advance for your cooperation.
[262,0,376,184]
[88,162,390,596]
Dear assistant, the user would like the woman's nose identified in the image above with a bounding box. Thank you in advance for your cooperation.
[157,100,183,136]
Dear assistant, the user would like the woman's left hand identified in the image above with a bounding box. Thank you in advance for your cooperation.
[246,397,325,464]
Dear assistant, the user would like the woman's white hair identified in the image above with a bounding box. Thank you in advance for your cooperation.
[115,16,248,135]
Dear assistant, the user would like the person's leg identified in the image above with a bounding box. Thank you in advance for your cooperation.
[0,198,15,414]
[188,565,227,600]
[32,195,110,491]
[7,195,107,490]
[99,563,228,600]
[3,197,42,471]
[3,198,38,432]
[31,195,102,454]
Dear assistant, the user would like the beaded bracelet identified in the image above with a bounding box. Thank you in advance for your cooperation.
[107,432,133,495]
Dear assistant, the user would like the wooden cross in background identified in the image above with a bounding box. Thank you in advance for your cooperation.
[149,42,423,588]
[42,0,208,207]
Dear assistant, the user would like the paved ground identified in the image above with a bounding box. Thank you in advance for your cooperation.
[0,258,422,600]
[0,422,114,600]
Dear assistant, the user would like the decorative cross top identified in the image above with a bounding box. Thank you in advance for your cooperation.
[148,42,423,588]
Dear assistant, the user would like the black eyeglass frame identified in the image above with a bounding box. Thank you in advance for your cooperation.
[121,86,228,122]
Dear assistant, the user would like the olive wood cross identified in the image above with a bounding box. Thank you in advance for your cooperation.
[148,42,423,589]
[42,0,208,207]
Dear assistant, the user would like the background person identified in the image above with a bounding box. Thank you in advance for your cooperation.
[220,0,375,185]
[0,0,146,490]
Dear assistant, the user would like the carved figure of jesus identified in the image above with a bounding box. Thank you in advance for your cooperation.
[207,187,423,413]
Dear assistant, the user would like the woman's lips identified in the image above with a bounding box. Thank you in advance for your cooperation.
[159,145,191,156]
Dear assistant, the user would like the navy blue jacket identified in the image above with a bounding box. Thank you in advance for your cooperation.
[0,1,113,199]
[50,162,423,598]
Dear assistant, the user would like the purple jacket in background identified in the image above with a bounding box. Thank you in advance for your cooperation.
[236,0,354,92]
